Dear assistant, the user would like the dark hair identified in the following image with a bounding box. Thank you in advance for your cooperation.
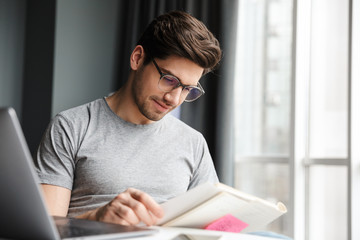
[137,11,222,74]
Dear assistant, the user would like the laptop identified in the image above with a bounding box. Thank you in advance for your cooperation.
[0,107,158,239]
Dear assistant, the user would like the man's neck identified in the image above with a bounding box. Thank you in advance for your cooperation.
[105,87,154,125]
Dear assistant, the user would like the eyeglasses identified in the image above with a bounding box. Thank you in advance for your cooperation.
[152,59,205,102]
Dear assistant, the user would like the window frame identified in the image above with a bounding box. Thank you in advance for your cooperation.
[290,0,360,239]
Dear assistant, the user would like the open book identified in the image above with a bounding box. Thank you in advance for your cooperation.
[157,182,287,233]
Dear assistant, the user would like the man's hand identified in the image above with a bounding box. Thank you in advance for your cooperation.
[84,188,164,226]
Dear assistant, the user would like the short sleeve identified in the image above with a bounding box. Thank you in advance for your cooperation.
[188,134,219,189]
[34,114,77,190]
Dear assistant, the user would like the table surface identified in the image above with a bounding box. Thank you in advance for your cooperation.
[130,226,279,240]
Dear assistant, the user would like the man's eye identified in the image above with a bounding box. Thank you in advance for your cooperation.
[183,87,192,93]
[163,76,178,86]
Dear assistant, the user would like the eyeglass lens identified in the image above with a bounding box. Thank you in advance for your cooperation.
[158,75,202,102]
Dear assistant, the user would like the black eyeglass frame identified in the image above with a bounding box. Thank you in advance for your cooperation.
[152,59,205,102]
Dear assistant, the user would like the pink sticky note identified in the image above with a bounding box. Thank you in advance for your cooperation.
[204,214,249,233]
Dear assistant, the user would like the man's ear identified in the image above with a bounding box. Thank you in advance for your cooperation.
[130,45,145,70]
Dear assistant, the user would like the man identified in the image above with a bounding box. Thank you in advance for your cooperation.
[35,11,222,226]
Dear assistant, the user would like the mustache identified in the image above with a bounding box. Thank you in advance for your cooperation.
[152,96,176,108]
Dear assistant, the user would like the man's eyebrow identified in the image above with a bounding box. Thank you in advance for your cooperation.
[159,66,198,86]
[159,67,183,82]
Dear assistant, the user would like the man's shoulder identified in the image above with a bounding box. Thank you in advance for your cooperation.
[53,98,106,126]
[57,98,104,118]
[164,114,203,138]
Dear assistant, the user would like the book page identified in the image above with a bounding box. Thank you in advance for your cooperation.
[164,192,285,232]
[158,182,222,225]
[163,192,249,228]
[233,201,285,233]
[158,182,287,232]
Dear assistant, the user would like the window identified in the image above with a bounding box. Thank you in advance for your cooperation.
[234,0,360,239]
[234,0,293,236]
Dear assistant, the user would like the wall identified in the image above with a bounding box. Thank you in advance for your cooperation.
[0,0,26,117]
[52,0,120,116]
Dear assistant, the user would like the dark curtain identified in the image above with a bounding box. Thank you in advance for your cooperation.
[114,0,238,185]
[21,0,56,157]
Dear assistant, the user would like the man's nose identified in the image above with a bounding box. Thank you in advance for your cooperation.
[164,87,183,105]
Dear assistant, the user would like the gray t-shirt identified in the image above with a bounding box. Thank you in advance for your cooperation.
[35,97,218,217]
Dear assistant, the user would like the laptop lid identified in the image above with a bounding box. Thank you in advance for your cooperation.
[0,107,158,239]
[0,107,61,239]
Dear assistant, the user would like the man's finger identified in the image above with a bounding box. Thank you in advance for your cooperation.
[115,189,159,226]
[111,202,140,225]
[126,188,164,219]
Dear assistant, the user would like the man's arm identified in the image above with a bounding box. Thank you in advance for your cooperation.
[41,184,71,217]
[76,188,164,226]
[41,184,164,226]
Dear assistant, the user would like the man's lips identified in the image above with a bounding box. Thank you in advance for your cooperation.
[153,99,172,112]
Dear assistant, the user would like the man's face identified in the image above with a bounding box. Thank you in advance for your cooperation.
[131,55,204,123]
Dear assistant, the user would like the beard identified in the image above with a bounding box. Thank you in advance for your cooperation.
[131,71,174,122]
[136,95,167,122]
